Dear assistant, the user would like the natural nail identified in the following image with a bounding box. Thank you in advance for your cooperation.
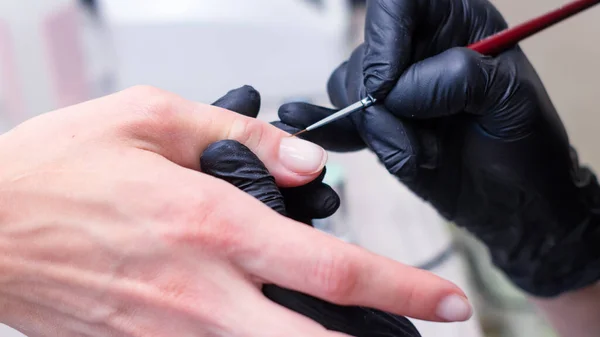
[279,137,326,174]
[436,294,473,322]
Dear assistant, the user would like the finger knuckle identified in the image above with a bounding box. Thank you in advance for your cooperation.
[156,277,230,334]
[311,250,359,302]
[161,184,245,256]
[226,117,268,152]
[121,85,178,127]
[139,89,178,124]
[444,49,480,84]
[116,86,184,148]
[125,84,169,99]
[397,282,419,314]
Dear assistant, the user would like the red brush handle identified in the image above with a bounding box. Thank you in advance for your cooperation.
[468,0,600,55]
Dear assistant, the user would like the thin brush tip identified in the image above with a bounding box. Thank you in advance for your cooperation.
[291,129,307,137]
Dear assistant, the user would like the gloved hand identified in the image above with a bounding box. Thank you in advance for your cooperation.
[275,0,600,297]
[361,0,508,99]
[209,86,340,225]
[204,86,422,337]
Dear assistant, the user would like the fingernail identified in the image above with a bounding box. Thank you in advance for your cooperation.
[436,295,473,322]
[279,137,326,174]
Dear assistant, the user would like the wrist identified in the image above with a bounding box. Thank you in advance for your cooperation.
[530,281,600,337]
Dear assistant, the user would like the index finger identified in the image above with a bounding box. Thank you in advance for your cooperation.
[363,0,417,99]
[235,202,473,322]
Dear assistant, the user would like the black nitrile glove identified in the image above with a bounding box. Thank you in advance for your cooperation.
[276,0,600,297]
[210,86,340,224]
[205,86,422,337]
[361,0,508,99]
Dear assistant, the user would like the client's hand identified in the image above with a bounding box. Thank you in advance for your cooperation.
[0,85,470,337]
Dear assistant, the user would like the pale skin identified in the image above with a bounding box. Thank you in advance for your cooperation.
[530,283,600,337]
[0,86,470,337]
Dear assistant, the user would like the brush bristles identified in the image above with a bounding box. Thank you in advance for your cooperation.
[291,129,307,137]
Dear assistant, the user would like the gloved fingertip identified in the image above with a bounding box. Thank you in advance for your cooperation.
[227,84,260,98]
[237,84,261,101]
[277,102,309,124]
[212,85,261,118]
[319,192,341,218]
[278,102,338,127]
[283,183,340,220]
[363,75,392,101]
[276,102,366,153]
[362,59,398,101]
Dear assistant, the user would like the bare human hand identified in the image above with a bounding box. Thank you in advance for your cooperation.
[0,86,470,337]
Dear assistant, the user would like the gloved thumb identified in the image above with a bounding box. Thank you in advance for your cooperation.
[384,47,538,140]
[211,85,261,118]
[384,48,496,119]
